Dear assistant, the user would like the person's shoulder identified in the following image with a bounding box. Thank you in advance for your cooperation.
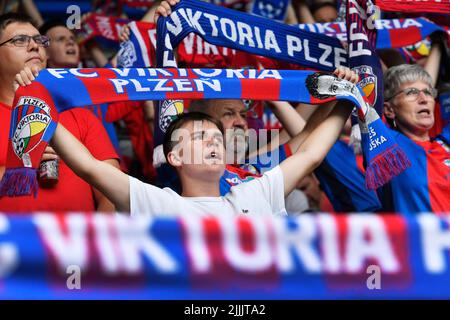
[262,165,283,177]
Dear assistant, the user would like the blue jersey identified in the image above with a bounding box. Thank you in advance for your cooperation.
[314,140,382,212]
[378,125,450,214]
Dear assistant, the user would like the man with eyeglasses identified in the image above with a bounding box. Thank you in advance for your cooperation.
[379,64,450,213]
[0,14,120,213]
[0,13,46,180]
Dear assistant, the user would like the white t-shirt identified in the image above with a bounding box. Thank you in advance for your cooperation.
[130,166,286,217]
[285,189,310,215]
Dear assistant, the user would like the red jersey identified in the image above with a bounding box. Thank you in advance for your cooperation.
[0,107,118,212]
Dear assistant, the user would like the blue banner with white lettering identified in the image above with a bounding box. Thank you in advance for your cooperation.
[1,213,450,299]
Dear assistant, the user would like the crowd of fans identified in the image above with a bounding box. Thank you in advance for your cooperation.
[0,0,448,215]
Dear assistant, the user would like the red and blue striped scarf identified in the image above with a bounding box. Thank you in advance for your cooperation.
[298,17,446,50]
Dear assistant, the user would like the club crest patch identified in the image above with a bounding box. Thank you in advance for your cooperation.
[353,65,377,107]
[12,97,52,160]
[159,100,184,132]
[117,40,137,67]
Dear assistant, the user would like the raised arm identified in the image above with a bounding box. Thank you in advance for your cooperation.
[423,37,442,87]
[51,123,131,212]
[280,101,353,196]
[266,101,309,138]
[295,0,316,24]
[285,3,299,24]
[141,0,162,22]
[22,0,44,27]
[247,101,331,160]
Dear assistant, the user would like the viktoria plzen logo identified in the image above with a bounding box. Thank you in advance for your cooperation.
[353,65,377,107]
[12,97,52,163]
[117,40,137,67]
[159,100,184,132]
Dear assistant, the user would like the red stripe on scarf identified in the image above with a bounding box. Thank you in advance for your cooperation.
[166,92,205,100]
[240,79,281,100]
[389,27,422,48]
[77,69,127,105]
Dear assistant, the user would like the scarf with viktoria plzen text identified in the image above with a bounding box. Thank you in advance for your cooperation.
[153,0,410,189]
[110,13,444,71]
[116,20,238,68]
[375,0,450,14]
[298,18,446,50]
[0,67,396,197]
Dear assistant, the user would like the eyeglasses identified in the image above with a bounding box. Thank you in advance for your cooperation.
[387,87,437,102]
[0,34,50,48]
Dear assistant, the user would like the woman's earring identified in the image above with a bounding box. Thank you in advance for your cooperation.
[393,118,397,128]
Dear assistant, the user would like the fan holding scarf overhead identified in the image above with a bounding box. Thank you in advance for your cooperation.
[152,0,411,189]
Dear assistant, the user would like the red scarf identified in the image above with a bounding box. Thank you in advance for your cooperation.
[375,0,450,14]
